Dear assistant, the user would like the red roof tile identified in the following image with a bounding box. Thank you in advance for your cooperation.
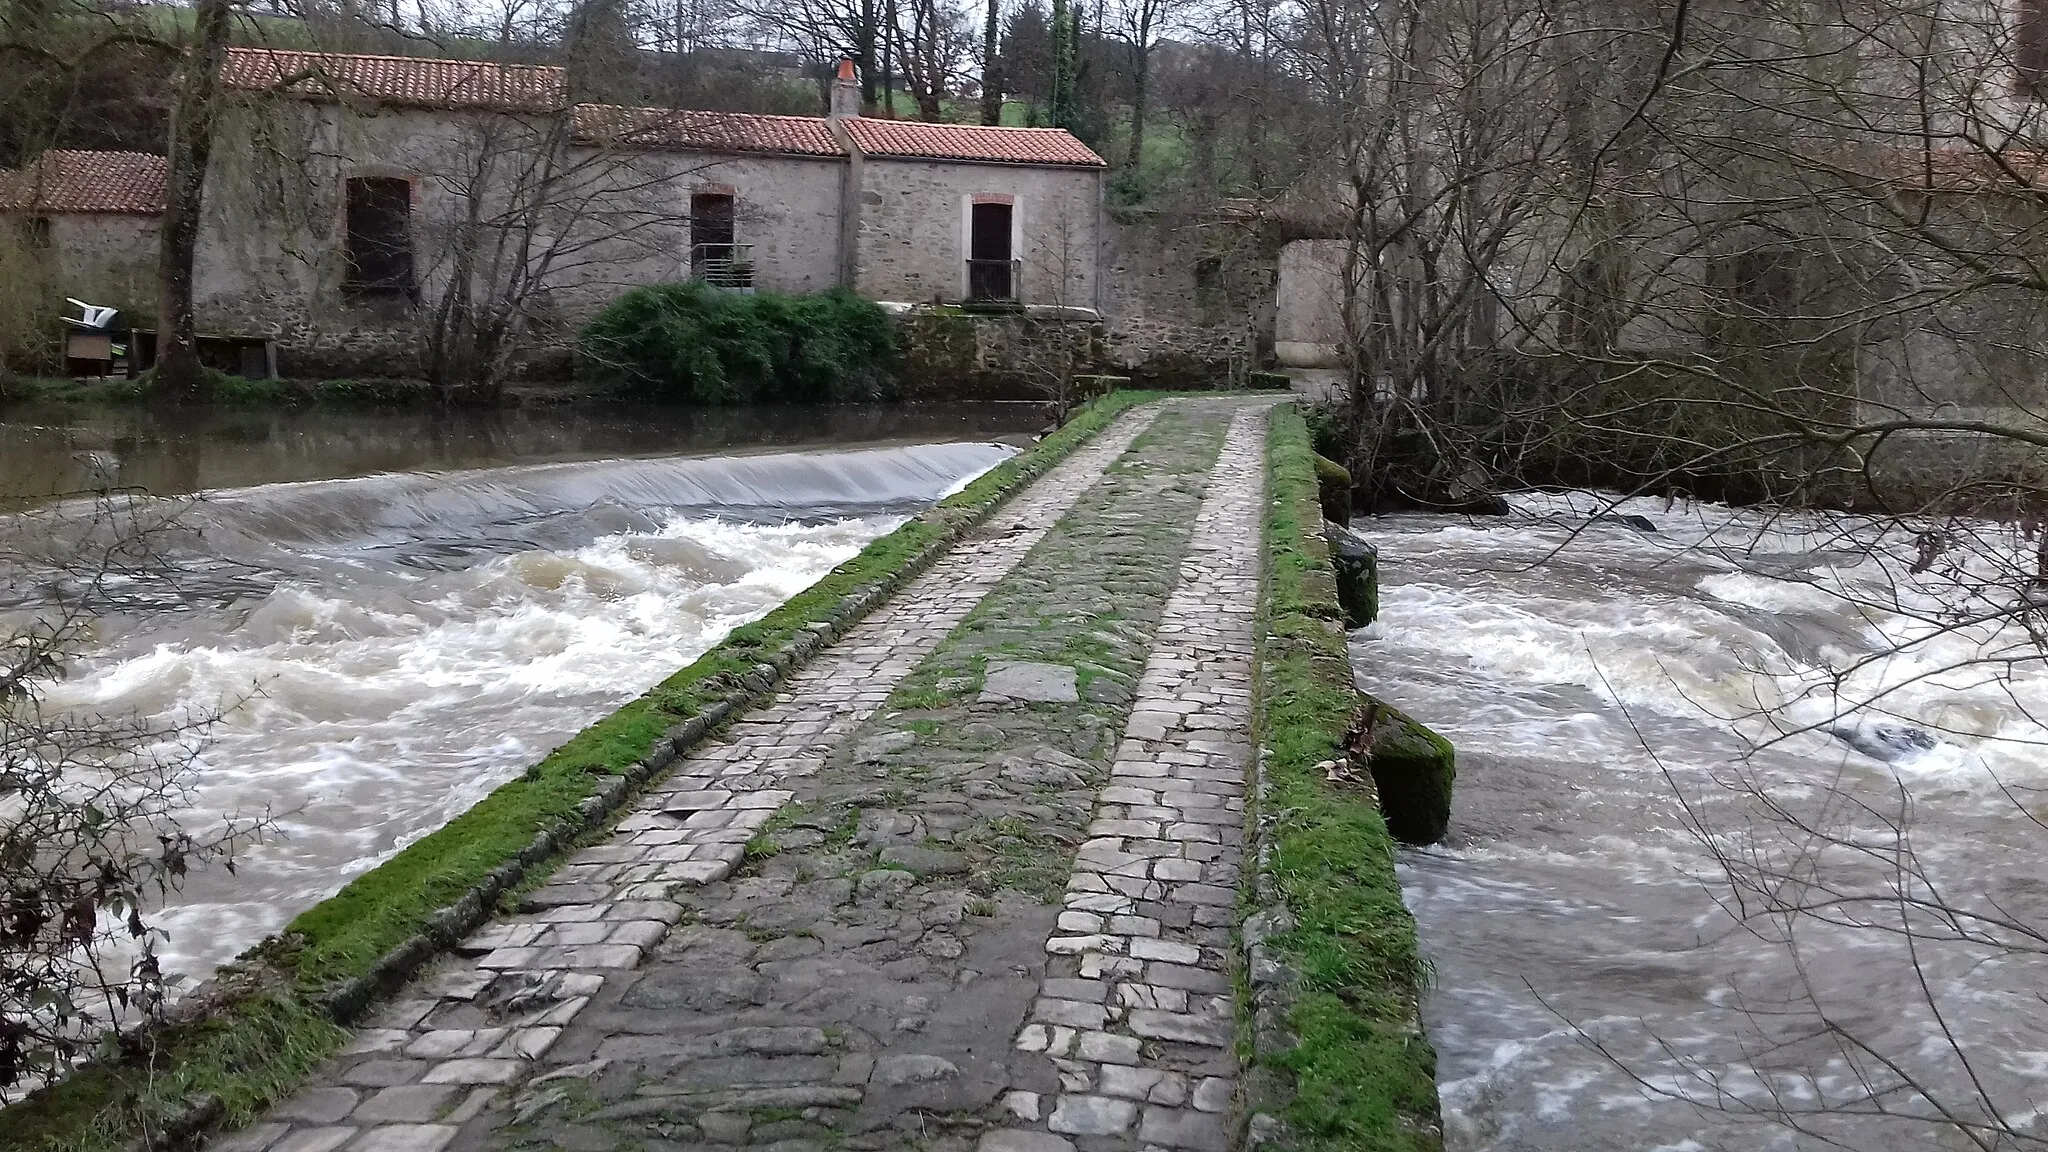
[0,150,167,214]
[841,118,1105,167]
[220,47,566,112]
[1899,146,2048,192]
[572,105,843,157]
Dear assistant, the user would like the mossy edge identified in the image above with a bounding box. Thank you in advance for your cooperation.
[1249,403,1443,1151]
[0,390,1168,1152]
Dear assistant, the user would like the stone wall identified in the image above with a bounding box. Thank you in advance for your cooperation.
[852,158,1102,307]
[1099,209,1278,387]
[46,214,159,317]
[552,146,844,315]
[896,308,1102,401]
[1273,239,1344,368]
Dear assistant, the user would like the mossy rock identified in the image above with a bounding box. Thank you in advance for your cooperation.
[1348,697,1454,844]
[1327,522,1377,627]
[1248,369,1293,390]
[1314,453,1353,525]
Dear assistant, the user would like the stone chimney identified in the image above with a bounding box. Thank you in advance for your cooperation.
[829,58,861,120]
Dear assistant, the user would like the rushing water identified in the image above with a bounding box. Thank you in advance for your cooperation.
[1358,493,2048,1151]
[0,403,1029,985]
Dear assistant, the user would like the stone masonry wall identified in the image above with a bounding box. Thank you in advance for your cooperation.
[854,158,1102,308]
[1100,211,1278,388]
[552,146,844,318]
[46,214,160,319]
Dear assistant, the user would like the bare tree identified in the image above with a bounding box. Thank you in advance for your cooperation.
[0,489,260,1098]
[1106,0,1175,170]
[154,0,239,399]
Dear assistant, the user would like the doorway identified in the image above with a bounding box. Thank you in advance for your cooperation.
[968,201,1014,302]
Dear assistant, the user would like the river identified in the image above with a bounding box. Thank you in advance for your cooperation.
[1358,493,2048,1151]
[0,401,1036,986]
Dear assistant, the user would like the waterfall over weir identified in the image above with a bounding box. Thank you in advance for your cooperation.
[0,441,1015,985]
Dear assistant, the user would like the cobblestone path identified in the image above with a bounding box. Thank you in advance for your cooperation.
[216,397,1274,1152]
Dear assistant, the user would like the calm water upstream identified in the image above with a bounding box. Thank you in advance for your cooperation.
[1360,494,2048,1150]
[0,401,1037,985]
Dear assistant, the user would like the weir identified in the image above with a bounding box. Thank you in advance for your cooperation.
[0,442,1017,984]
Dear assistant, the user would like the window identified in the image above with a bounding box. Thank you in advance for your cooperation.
[689,191,735,263]
[689,192,753,288]
[967,201,1014,302]
[344,177,414,295]
[2022,0,2048,96]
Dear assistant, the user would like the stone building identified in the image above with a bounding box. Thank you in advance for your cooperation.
[0,149,165,317]
[4,49,1139,381]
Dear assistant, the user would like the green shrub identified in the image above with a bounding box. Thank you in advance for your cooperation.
[577,283,900,403]
[1303,403,1347,462]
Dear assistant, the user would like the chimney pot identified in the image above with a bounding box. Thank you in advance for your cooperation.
[830,58,860,120]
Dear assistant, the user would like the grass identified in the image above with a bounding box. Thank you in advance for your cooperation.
[1252,403,1443,1151]
[0,388,1166,1152]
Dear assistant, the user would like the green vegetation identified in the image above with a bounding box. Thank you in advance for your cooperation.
[0,993,347,1152]
[1248,370,1294,390]
[577,283,899,404]
[1253,404,1442,1151]
[0,389,1164,1152]
[1354,699,1455,845]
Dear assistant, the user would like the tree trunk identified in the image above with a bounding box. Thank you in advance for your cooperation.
[1050,0,1073,129]
[980,0,1002,124]
[155,0,234,400]
[856,0,880,111]
[1125,44,1149,170]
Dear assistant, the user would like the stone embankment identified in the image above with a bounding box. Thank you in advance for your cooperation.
[202,397,1437,1152]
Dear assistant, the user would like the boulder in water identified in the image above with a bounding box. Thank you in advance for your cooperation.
[1829,721,1940,764]
[1327,522,1378,628]
[1347,695,1456,844]
[1592,513,1657,532]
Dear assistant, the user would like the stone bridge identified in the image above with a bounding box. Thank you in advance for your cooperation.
[210,396,1337,1152]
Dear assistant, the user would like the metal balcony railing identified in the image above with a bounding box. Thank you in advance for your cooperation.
[691,242,755,291]
[966,258,1020,303]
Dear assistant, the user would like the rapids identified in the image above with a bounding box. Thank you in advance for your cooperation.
[0,437,1015,985]
[1358,492,2048,1151]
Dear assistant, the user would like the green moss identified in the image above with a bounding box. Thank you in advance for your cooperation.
[0,995,348,1152]
[1355,698,1454,845]
[1313,453,1353,525]
[1255,404,1441,1151]
[0,390,1168,1152]
[1248,370,1294,390]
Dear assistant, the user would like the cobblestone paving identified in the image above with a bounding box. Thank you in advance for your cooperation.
[999,404,1270,1152]
[459,400,1266,1152]
[209,406,1167,1152]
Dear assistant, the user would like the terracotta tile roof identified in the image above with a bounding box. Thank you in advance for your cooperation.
[220,47,566,112]
[572,104,843,156]
[841,118,1106,167]
[1901,146,2048,192]
[0,150,167,214]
